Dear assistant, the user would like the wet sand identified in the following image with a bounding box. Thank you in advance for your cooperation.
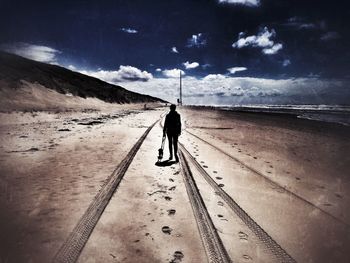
[0,105,349,262]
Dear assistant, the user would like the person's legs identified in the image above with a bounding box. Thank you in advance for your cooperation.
[167,133,173,159]
[173,135,179,161]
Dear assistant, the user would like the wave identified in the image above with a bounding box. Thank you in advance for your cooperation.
[218,104,350,126]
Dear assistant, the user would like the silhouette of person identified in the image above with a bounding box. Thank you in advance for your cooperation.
[163,104,181,162]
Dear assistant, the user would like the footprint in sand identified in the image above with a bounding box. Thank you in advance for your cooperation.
[218,184,224,188]
[242,254,252,261]
[164,196,172,201]
[238,231,248,241]
[335,193,343,198]
[58,128,71,132]
[213,171,218,174]
[169,178,174,182]
[169,186,176,191]
[168,209,176,216]
[169,251,184,263]
[216,176,222,180]
[203,165,208,168]
[162,226,172,235]
[217,201,224,206]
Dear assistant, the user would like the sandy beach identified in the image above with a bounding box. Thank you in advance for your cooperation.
[0,105,349,262]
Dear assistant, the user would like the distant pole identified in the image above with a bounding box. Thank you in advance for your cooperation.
[179,70,182,106]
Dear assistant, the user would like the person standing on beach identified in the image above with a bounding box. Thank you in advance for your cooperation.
[163,104,181,162]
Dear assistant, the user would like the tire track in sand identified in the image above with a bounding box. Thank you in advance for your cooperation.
[179,150,232,263]
[179,143,296,263]
[53,121,158,263]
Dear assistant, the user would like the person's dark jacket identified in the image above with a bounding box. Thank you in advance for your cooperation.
[163,111,181,135]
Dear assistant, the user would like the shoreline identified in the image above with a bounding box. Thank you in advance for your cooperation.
[183,104,350,127]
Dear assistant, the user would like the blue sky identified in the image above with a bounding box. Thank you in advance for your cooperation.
[1,0,349,105]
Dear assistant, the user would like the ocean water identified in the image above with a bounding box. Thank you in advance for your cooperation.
[219,105,350,126]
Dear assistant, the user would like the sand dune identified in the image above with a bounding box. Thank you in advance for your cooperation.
[0,51,164,112]
[0,79,162,112]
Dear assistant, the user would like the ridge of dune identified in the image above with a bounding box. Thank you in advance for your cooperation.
[0,51,165,111]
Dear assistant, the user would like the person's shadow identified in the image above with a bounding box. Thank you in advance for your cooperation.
[155,160,177,166]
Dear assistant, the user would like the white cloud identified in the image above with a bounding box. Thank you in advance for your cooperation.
[120,27,138,34]
[1,43,61,63]
[80,65,153,83]
[262,43,283,55]
[203,74,227,81]
[183,61,199,69]
[282,59,291,67]
[121,73,349,106]
[68,65,76,70]
[298,23,316,29]
[233,27,274,48]
[227,67,247,74]
[171,47,179,53]
[156,68,162,72]
[162,68,185,78]
[307,73,320,78]
[187,33,207,47]
[320,32,340,41]
[202,63,212,69]
[218,0,260,6]
[287,16,300,23]
[232,27,283,55]
[283,17,327,31]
